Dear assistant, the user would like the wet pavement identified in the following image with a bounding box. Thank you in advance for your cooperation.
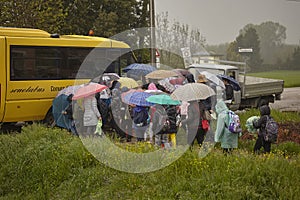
[269,87,300,112]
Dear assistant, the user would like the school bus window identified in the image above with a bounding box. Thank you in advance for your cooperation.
[10,46,136,81]
[36,48,61,79]
[11,48,36,80]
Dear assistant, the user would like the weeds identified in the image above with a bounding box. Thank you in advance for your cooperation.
[0,121,299,199]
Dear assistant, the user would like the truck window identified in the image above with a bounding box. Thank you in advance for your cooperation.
[227,70,237,79]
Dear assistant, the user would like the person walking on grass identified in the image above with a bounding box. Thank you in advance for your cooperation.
[132,105,149,142]
[214,100,239,154]
[253,105,273,154]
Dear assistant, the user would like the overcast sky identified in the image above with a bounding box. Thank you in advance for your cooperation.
[155,0,300,45]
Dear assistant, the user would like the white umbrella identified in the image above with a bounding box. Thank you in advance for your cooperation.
[201,71,225,89]
[170,83,215,102]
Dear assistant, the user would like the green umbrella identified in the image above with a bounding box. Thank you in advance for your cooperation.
[146,94,181,105]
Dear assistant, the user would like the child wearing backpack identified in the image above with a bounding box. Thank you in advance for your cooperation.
[253,105,277,154]
[215,100,240,154]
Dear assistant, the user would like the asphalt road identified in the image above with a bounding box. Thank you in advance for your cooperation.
[269,87,300,112]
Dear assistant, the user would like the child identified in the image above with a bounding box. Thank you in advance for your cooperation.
[83,94,102,136]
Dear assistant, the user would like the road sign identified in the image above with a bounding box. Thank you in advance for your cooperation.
[181,47,191,58]
[238,48,253,53]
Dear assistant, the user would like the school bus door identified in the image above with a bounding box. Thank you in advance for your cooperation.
[0,37,6,122]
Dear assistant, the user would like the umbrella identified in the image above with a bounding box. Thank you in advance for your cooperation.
[158,77,180,93]
[146,94,181,105]
[90,73,120,84]
[170,83,216,102]
[200,71,225,89]
[56,85,83,97]
[123,63,156,77]
[52,94,71,129]
[144,89,164,94]
[125,91,154,107]
[118,77,139,89]
[121,89,142,104]
[169,77,185,85]
[217,74,241,91]
[172,68,191,78]
[72,83,108,100]
[145,70,179,80]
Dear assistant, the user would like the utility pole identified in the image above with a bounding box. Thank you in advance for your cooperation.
[149,0,156,67]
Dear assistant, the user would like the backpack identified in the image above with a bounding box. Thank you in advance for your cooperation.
[133,108,149,127]
[226,110,242,134]
[264,116,278,143]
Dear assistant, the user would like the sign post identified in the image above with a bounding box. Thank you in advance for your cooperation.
[181,47,192,68]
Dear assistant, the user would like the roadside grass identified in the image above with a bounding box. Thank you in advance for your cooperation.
[248,70,300,87]
[0,112,299,200]
[238,108,300,125]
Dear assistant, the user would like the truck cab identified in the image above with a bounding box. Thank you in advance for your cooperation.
[188,63,241,110]
[187,63,284,111]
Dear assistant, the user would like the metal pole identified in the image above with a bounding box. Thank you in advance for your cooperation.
[149,0,156,67]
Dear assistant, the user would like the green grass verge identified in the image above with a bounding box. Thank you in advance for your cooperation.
[248,70,300,87]
[0,123,299,200]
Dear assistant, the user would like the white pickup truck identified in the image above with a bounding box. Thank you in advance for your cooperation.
[187,63,284,111]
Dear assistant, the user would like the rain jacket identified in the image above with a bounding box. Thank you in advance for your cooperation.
[253,105,271,136]
[83,95,101,127]
[181,101,200,129]
[215,100,238,149]
[133,106,149,127]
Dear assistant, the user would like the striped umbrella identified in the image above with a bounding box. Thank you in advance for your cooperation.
[125,91,154,107]
[123,63,156,76]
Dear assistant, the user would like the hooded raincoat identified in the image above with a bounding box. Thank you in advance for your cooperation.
[215,100,238,149]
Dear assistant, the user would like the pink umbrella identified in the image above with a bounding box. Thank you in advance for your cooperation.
[72,83,108,100]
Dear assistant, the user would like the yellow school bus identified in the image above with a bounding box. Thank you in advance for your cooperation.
[0,27,136,126]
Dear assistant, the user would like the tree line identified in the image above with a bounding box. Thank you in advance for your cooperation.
[211,21,300,72]
[0,0,152,62]
[0,1,206,68]
[0,0,149,37]
[1,1,299,71]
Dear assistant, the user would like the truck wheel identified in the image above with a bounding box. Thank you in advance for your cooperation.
[275,94,281,100]
[43,108,55,127]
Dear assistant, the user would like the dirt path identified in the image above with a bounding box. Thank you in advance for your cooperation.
[269,87,300,112]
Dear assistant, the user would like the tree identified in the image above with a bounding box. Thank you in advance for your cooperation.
[241,21,287,64]
[226,41,243,62]
[235,27,263,69]
[155,12,206,68]
[60,0,101,35]
[288,46,300,69]
[0,0,67,34]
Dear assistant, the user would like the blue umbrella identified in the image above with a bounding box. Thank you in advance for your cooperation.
[123,63,156,79]
[217,74,241,91]
[126,91,154,107]
[52,94,71,129]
